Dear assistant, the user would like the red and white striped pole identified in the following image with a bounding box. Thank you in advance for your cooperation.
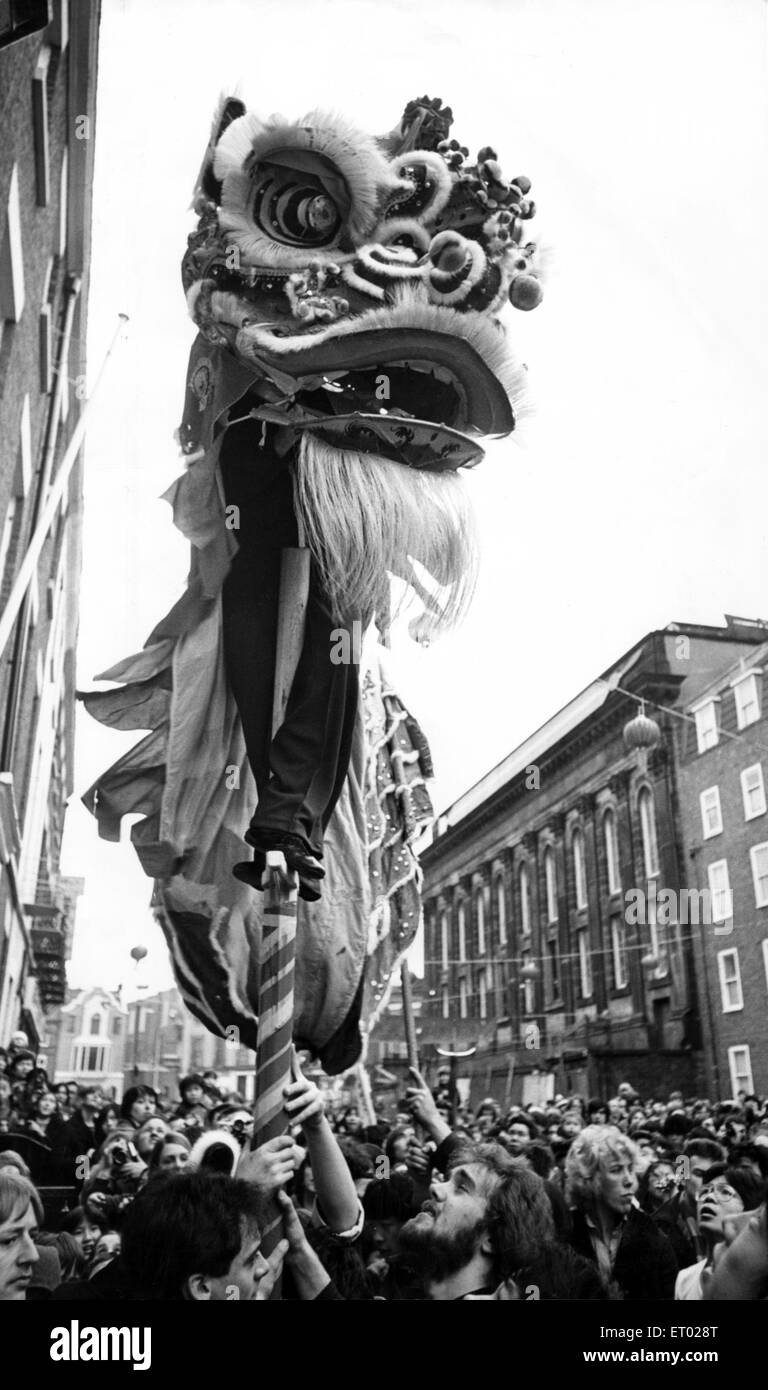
[251,538,310,1262]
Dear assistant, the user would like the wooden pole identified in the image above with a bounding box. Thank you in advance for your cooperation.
[401,959,419,1072]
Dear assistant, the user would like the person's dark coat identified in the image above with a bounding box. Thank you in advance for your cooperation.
[568,1205,678,1301]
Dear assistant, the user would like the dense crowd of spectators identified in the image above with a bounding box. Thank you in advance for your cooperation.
[1,1034,768,1301]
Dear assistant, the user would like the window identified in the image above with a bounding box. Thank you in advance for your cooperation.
[604,810,620,895]
[742,765,766,821]
[578,929,593,998]
[51,0,69,51]
[750,843,768,908]
[647,898,660,968]
[0,1,50,50]
[112,1015,122,1037]
[39,257,54,392]
[707,860,733,923]
[694,700,719,753]
[1,163,25,321]
[457,901,467,962]
[519,865,531,936]
[520,951,534,1014]
[0,497,18,586]
[733,672,761,730]
[573,831,587,909]
[728,1045,753,1098]
[459,977,468,1020]
[544,847,558,922]
[611,914,628,989]
[17,394,32,498]
[496,879,507,946]
[639,788,659,877]
[700,786,723,839]
[32,47,51,206]
[440,911,449,970]
[442,986,450,1020]
[89,1013,100,1036]
[546,938,561,1002]
[476,890,486,955]
[58,148,68,258]
[717,950,744,1012]
[479,969,487,1020]
[763,940,768,994]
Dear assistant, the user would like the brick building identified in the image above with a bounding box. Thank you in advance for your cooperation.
[676,637,768,1098]
[0,3,100,1049]
[419,618,768,1108]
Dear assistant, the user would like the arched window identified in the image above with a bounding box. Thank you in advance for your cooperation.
[639,787,659,877]
[476,890,486,954]
[496,878,507,946]
[519,865,531,936]
[89,1013,100,1036]
[459,977,468,1019]
[573,830,587,910]
[544,847,558,922]
[604,810,621,895]
[442,985,450,1019]
[479,970,487,1020]
[458,901,467,962]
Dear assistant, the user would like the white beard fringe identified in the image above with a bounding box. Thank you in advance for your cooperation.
[294,433,479,635]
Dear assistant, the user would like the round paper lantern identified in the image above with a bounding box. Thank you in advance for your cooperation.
[623,703,662,754]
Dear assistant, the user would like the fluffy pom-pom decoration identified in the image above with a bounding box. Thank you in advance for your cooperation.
[509,274,543,311]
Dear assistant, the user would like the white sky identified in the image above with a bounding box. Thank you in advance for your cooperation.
[61,0,768,998]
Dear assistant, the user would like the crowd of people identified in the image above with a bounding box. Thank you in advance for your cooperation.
[2,1033,768,1301]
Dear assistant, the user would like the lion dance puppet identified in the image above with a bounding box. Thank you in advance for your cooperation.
[82,95,541,1075]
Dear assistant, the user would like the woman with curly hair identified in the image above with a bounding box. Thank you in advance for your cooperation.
[565,1124,678,1300]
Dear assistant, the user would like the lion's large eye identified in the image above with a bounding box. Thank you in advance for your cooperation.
[251,157,345,248]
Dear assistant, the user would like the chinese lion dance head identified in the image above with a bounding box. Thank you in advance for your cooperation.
[182,94,541,635]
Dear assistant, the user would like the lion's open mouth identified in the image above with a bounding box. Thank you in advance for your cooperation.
[302,361,466,431]
[218,287,524,446]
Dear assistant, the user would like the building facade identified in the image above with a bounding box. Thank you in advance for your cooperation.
[420,619,768,1107]
[0,2,100,1050]
[677,638,768,1098]
[44,983,127,1094]
[124,986,261,1105]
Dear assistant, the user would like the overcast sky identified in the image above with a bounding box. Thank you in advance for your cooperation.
[61,0,768,997]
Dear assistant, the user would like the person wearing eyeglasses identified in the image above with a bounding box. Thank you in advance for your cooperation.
[675,1163,766,1300]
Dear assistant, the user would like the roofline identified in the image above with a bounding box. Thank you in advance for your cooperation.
[426,619,768,835]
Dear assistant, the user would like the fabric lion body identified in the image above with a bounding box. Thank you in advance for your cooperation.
[81,93,540,1071]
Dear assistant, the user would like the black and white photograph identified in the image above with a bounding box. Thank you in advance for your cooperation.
[0,0,767,1353]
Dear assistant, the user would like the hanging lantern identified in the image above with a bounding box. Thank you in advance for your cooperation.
[623,701,662,771]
